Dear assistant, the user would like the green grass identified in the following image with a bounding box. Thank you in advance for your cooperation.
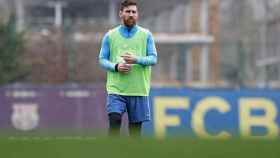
[0,137,279,158]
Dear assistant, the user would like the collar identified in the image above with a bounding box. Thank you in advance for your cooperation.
[119,24,138,38]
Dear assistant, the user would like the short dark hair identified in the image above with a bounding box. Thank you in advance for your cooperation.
[120,0,137,11]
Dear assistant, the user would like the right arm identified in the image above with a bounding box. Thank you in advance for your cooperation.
[98,32,117,72]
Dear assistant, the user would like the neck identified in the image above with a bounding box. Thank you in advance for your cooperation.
[122,23,136,29]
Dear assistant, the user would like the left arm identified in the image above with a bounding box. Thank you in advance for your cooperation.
[136,32,157,66]
[122,31,157,66]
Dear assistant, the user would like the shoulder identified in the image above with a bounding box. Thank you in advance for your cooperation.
[104,26,120,42]
[108,26,121,36]
[137,26,153,40]
[137,26,154,41]
[137,26,150,35]
[102,26,119,42]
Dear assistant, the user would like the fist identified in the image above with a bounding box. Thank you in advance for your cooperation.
[121,53,137,64]
[117,63,132,74]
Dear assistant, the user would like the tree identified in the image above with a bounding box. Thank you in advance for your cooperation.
[0,14,29,85]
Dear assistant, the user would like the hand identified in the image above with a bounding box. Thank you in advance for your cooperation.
[117,63,132,74]
[121,53,137,64]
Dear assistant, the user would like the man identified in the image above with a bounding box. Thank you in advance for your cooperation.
[99,0,157,137]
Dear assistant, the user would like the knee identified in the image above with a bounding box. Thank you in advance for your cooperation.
[109,112,122,123]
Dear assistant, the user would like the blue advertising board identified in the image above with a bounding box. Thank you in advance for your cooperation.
[143,88,280,139]
[1,85,280,139]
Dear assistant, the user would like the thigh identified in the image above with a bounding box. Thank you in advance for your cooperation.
[126,96,151,123]
[106,94,126,115]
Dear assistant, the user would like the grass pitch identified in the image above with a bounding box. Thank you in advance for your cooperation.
[0,137,279,158]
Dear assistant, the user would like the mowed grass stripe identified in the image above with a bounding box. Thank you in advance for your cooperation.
[0,138,279,158]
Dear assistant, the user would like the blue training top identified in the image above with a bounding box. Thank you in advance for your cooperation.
[99,25,158,72]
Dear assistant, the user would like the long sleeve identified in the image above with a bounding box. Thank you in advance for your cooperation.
[136,31,158,66]
[98,32,116,72]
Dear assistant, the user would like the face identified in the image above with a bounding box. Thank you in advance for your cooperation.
[119,5,138,27]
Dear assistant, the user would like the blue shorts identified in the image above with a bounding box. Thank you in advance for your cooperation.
[106,94,151,123]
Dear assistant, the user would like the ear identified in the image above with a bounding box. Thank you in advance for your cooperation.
[119,10,123,18]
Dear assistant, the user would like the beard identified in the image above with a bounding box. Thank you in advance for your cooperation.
[123,17,136,28]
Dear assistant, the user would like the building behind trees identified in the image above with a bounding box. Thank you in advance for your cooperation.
[0,0,280,88]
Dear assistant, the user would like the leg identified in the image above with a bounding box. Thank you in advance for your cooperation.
[108,112,122,137]
[129,122,142,137]
[106,94,127,137]
[126,96,150,137]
